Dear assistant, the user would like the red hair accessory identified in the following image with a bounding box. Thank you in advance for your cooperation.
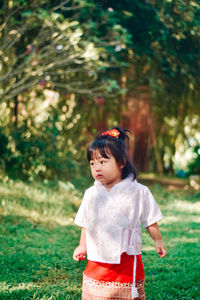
[101,129,120,138]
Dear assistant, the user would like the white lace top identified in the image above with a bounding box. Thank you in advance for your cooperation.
[74,175,163,264]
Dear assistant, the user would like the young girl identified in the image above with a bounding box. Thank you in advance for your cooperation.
[73,127,166,300]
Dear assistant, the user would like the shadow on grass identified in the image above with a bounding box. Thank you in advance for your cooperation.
[142,241,200,300]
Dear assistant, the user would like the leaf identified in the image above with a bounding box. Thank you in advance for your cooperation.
[22,11,33,17]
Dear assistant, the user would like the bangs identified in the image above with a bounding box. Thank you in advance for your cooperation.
[87,140,111,161]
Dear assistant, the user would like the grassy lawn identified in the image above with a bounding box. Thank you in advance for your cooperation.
[0,179,199,299]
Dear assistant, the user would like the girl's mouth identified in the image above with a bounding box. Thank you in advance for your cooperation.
[96,174,103,178]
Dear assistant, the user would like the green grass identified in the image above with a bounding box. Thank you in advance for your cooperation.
[0,179,199,299]
[142,185,200,300]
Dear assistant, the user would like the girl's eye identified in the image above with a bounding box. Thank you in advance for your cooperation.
[100,160,105,164]
[90,161,94,166]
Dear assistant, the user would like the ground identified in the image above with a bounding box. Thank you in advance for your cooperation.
[0,179,199,299]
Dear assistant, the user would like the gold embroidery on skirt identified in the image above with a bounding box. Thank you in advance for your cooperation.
[82,274,145,300]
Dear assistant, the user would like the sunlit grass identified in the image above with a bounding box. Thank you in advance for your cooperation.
[0,180,199,299]
[0,180,81,227]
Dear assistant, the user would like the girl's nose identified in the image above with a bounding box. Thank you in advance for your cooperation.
[95,162,102,171]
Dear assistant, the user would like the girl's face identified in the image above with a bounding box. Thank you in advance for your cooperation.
[89,150,124,191]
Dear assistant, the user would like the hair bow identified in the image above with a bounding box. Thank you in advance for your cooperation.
[101,129,120,138]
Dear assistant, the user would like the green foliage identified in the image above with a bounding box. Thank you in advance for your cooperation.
[0,0,131,182]
[0,180,199,299]
[186,145,200,175]
[2,122,91,188]
[0,0,129,102]
[85,0,200,174]
[0,0,200,178]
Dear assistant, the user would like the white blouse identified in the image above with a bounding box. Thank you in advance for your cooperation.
[74,175,163,264]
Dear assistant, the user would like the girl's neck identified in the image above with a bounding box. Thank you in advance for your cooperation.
[102,178,123,191]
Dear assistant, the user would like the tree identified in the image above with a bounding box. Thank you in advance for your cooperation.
[94,0,200,173]
[0,0,129,181]
[0,0,130,103]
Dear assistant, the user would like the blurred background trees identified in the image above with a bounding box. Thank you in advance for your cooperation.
[0,0,200,185]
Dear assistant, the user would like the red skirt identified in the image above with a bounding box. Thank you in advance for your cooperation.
[82,253,145,300]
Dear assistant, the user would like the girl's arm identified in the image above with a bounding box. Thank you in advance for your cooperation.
[73,227,87,261]
[146,222,167,257]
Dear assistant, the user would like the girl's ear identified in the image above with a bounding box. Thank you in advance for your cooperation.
[119,159,126,169]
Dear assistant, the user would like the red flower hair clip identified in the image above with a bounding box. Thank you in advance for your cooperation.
[101,129,120,139]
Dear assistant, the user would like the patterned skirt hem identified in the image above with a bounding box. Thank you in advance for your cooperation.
[82,274,145,300]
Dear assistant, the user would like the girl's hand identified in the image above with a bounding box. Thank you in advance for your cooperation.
[73,245,87,261]
[154,240,167,257]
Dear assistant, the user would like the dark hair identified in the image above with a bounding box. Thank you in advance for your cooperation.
[87,127,137,179]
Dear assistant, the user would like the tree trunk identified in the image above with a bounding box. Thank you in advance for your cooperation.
[150,126,164,174]
[13,96,19,128]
